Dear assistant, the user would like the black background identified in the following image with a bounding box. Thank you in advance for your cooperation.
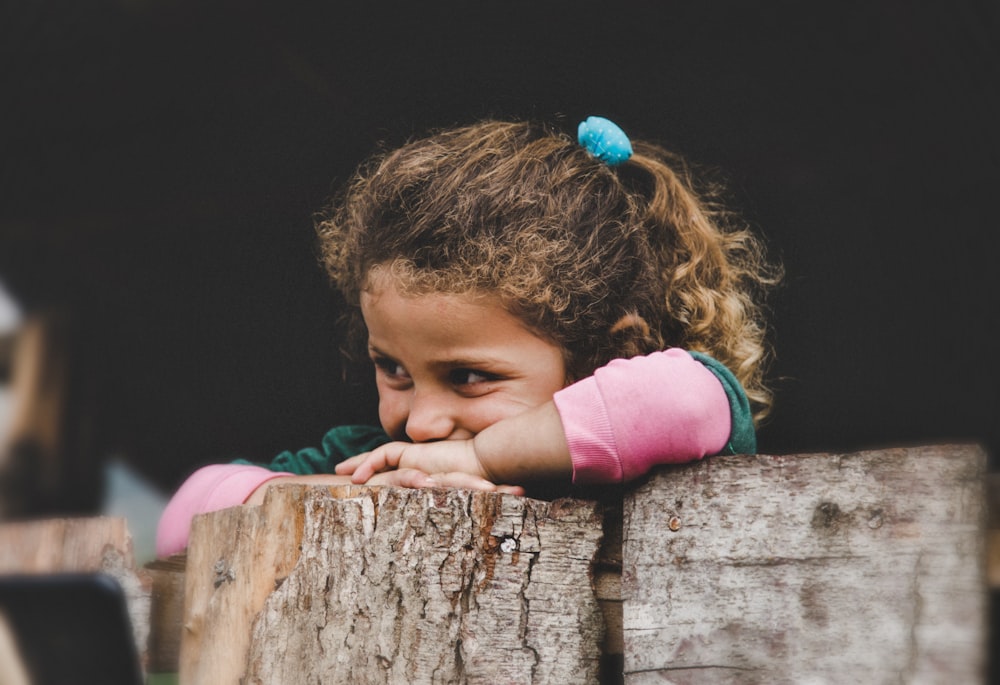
[1,0,998,493]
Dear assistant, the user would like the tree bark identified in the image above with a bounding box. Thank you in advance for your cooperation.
[181,484,606,684]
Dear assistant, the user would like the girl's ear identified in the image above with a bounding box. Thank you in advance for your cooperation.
[608,312,659,360]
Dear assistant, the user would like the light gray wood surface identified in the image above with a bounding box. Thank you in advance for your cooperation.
[622,444,986,684]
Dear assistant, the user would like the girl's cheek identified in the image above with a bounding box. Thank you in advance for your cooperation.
[377,391,409,440]
[468,399,526,434]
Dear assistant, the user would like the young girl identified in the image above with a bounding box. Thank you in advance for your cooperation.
[156,116,778,557]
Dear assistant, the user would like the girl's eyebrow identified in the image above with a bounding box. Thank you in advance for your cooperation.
[367,343,390,356]
[366,344,393,361]
[432,356,508,369]
[367,343,511,370]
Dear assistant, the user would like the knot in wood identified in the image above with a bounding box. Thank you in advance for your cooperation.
[810,501,843,531]
[212,559,235,588]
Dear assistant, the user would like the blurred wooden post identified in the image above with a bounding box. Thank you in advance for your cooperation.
[169,444,988,684]
[0,516,151,664]
[0,313,103,519]
[622,444,987,683]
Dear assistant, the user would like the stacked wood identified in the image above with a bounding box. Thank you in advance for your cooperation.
[169,444,987,684]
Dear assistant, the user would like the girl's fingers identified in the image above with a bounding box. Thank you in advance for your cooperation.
[367,469,486,491]
[430,475,525,496]
[336,437,524,494]
[425,472,498,491]
[350,456,383,484]
[369,468,437,489]
[343,444,407,483]
[367,469,526,496]
[333,453,367,475]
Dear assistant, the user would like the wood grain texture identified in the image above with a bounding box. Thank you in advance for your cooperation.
[145,554,187,673]
[0,516,151,668]
[622,444,987,684]
[181,484,606,684]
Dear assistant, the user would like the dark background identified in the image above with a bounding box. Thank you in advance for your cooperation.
[1,0,997,495]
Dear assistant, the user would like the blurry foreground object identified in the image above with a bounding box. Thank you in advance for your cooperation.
[0,610,30,685]
[0,312,103,519]
[0,574,145,685]
[0,516,150,684]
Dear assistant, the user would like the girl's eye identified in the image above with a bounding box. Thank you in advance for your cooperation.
[374,357,409,380]
[450,369,497,387]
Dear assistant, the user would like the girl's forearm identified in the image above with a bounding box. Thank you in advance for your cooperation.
[552,349,734,484]
[472,401,572,483]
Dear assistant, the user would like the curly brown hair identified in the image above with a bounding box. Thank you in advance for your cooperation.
[316,119,781,422]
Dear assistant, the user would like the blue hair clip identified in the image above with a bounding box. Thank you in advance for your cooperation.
[577,116,633,166]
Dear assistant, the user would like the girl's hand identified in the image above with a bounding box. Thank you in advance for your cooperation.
[374,468,525,495]
[336,440,480,481]
[335,441,525,496]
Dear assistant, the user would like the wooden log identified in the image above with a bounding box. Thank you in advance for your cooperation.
[145,511,624,678]
[0,515,132,574]
[0,516,151,667]
[145,553,188,674]
[622,443,987,684]
[987,471,1000,588]
[180,484,606,684]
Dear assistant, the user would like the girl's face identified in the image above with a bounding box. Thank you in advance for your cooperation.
[360,275,567,443]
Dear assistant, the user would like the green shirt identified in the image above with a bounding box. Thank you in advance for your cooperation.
[233,424,391,474]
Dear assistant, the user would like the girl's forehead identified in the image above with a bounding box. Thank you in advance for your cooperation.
[361,260,559,342]
[361,268,553,340]
[361,281,526,351]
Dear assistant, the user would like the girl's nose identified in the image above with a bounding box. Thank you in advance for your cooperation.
[404,390,458,443]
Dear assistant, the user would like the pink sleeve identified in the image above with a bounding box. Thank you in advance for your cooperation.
[552,348,731,484]
[155,464,291,557]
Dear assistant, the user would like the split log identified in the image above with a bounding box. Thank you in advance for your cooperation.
[181,484,606,684]
[622,443,987,684]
